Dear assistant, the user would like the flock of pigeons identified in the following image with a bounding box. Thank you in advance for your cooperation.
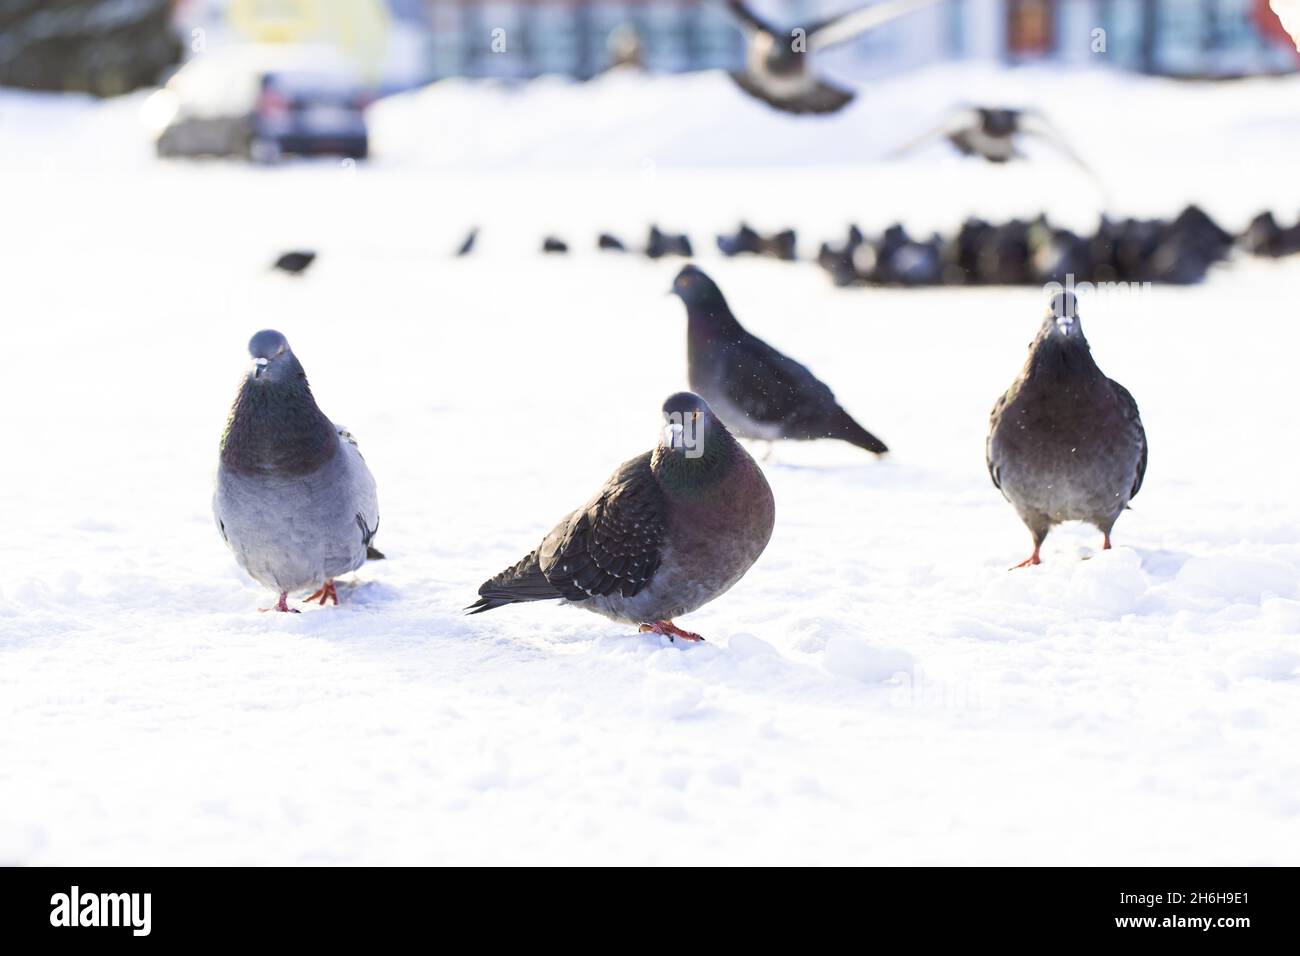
[378,203,1296,292]
[217,265,1145,639]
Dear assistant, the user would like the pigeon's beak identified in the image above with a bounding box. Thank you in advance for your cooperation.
[662,421,686,448]
[252,357,270,379]
[1055,315,1075,337]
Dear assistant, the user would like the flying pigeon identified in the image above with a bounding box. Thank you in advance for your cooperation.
[272,250,316,275]
[726,0,940,114]
[670,264,888,455]
[214,330,382,611]
[468,392,774,642]
[893,106,1096,177]
[542,236,569,254]
[986,292,1147,567]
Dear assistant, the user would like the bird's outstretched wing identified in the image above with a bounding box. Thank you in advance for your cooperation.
[1108,379,1147,500]
[808,0,942,51]
[886,107,980,159]
[729,70,855,114]
[726,0,776,34]
[538,452,666,601]
[1018,109,1099,180]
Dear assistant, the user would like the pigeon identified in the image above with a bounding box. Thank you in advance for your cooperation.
[670,264,888,455]
[214,330,381,611]
[726,0,940,115]
[986,292,1147,567]
[597,233,627,251]
[894,106,1095,177]
[1240,211,1300,258]
[646,225,693,258]
[872,224,943,285]
[817,224,866,286]
[455,228,478,256]
[542,236,569,254]
[468,392,774,642]
[272,250,316,275]
[718,223,798,260]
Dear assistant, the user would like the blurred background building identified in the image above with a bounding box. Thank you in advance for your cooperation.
[0,0,1296,97]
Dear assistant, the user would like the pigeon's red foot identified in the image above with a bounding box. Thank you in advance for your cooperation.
[638,620,705,643]
[1010,548,1042,570]
[1102,534,1112,550]
[260,592,300,613]
[303,580,338,606]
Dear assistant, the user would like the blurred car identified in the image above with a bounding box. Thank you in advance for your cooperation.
[146,45,371,162]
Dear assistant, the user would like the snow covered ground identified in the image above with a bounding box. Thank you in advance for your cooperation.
[1,63,1299,865]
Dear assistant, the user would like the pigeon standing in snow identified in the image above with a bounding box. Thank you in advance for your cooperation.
[986,292,1147,567]
[273,250,316,275]
[670,265,888,455]
[726,0,940,114]
[214,330,382,611]
[469,392,774,642]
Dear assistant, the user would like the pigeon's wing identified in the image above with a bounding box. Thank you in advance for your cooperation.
[808,0,942,51]
[986,389,1012,495]
[728,70,855,114]
[726,0,776,34]
[886,108,979,159]
[1018,109,1099,179]
[726,333,843,431]
[1109,379,1147,500]
[336,425,381,552]
[538,452,666,601]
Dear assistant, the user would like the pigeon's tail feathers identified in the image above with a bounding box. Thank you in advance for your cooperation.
[467,550,558,614]
[829,407,889,456]
[366,545,386,561]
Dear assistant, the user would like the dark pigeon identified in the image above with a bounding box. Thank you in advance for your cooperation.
[273,251,316,275]
[718,224,798,260]
[468,392,774,642]
[214,330,381,611]
[717,223,764,257]
[1028,217,1090,285]
[597,233,627,251]
[1241,211,1300,258]
[455,228,478,256]
[646,225,693,258]
[873,224,943,285]
[817,224,865,286]
[987,292,1147,567]
[542,236,569,254]
[670,264,888,455]
[726,0,938,115]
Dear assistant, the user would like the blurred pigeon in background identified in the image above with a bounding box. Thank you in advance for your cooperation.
[726,0,940,114]
[455,228,478,256]
[670,264,888,455]
[469,392,774,642]
[214,330,382,611]
[986,292,1147,567]
[272,250,316,275]
[646,225,693,258]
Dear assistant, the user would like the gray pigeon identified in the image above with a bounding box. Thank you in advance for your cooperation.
[468,392,774,642]
[727,0,939,115]
[670,264,888,455]
[986,292,1147,567]
[214,330,381,611]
